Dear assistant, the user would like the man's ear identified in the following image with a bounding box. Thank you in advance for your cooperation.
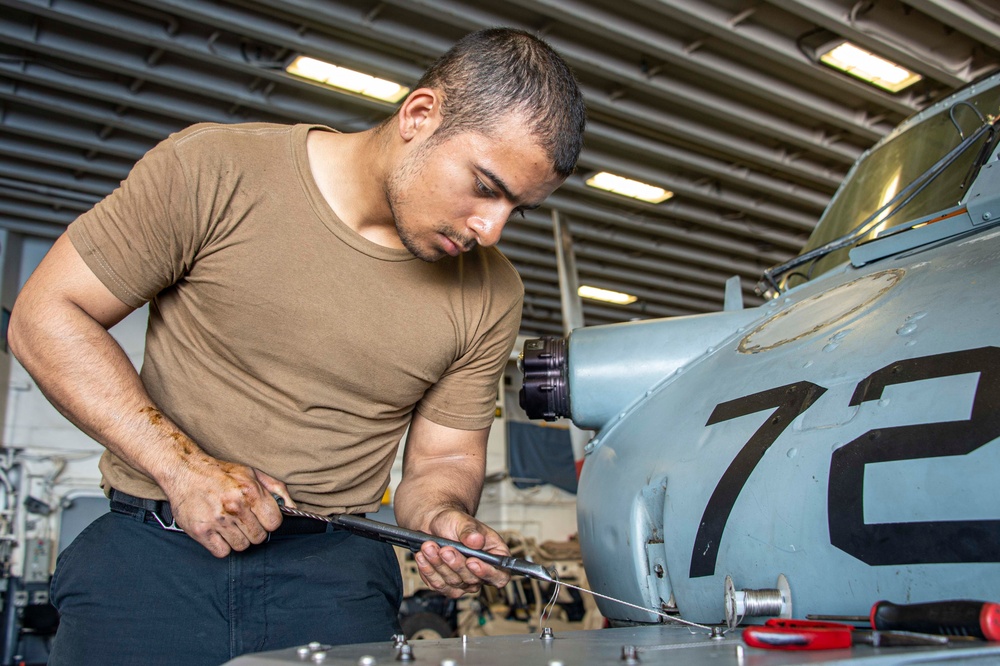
[397,88,441,141]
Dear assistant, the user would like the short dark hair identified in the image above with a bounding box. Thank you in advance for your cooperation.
[415,27,586,178]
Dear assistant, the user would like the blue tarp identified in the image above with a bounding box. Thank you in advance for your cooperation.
[507,421,577,494]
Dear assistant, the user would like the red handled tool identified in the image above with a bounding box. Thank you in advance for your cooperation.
[742,618,950,650]
[808,600,1000,641]
[869,601,1000,640]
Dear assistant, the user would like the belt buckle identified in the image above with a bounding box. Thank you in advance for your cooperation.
[150,510,184,533]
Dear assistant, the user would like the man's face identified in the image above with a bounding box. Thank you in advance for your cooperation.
[386,113,565,262]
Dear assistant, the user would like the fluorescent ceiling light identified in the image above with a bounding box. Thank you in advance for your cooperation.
[578,285,638,305]
[819,42,922,93]
[585,171,673,204]
[286,55,410,103]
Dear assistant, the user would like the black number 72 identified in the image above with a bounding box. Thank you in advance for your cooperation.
[689,346,1000,579]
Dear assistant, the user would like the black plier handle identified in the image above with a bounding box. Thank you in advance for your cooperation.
[276,500,558,584]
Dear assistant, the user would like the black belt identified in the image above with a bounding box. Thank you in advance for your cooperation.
[109,489,331,536]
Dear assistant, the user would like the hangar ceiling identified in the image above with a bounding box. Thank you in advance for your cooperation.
[1,0,998,336]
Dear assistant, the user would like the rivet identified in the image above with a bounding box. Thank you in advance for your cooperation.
[621,644,640,663]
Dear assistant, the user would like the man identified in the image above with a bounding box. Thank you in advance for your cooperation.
[8,27,585,665]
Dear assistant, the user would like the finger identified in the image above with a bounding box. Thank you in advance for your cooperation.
[416,545,478,593]
[243,470,285,531]
[222,527,253,552]
[201,532,233,559]
[466,558,510,588]
[232,514,270,546]
[217,489,271,543]
[414,551,475,599]
[203,482,281,551]
[457,526,486,550]
[481,534,512,558]
[184,504,257,551]
[254,469,295,507]
[413,550,452,592]
[437,547,485,587]
[190,523,247,558]
[457,525,511,588]
[419,543,471,586]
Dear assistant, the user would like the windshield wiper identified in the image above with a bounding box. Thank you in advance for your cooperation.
[757,114,998,297]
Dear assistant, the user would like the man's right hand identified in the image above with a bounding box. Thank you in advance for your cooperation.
[162,457,293,558]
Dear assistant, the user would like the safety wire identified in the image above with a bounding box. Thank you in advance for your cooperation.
[536,568,715,635]
[539,579,562,624]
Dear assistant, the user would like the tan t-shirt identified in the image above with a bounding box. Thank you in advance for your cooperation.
[67,122,524,514]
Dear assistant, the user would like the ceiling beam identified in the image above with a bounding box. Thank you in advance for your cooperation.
[766,0,984,87]
[900,0,1000,50]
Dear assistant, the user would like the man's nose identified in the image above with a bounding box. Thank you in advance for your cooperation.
[467,208,508,247]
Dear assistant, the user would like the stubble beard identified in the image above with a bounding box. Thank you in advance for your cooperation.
[386,192,442,262]
[384,135,478,262]
[385,143,446,263]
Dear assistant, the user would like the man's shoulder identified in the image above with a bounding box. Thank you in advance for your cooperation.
[165,122,337,156]
[465,245,524,298]
[168,122,296,150]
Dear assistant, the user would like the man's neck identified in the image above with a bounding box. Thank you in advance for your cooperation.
[306,128,404,249]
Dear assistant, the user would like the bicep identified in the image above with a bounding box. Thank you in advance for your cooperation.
[13,234,135,333]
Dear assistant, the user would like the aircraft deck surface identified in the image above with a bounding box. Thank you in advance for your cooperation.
[226,624,1000,665]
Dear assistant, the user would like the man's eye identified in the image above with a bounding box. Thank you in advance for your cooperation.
[475,178,494,196]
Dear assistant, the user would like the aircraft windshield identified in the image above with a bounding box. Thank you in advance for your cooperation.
[782,80,1000,289]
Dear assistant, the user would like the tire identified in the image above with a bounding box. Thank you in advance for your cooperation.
[401,611,454,640]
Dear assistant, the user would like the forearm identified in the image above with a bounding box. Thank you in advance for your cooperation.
[394,414,509,595]
[393,451,486,533]
[9,294,208,489]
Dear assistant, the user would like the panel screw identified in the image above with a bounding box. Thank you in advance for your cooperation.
[621,645,640,663]
[985,211,993,221]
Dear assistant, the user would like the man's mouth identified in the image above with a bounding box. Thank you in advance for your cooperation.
[440,234,473,256]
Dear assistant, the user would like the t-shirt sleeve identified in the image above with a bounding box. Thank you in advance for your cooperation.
[67,131,203,308]
[416,252,524,430]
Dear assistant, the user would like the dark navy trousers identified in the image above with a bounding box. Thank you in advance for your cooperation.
[48,507,403,665]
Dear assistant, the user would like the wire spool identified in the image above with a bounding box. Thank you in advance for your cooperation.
[724,574,792,630]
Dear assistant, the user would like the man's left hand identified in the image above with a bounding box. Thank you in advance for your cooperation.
[413,509,511,598]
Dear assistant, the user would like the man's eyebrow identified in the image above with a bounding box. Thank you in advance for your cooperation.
[479,166,526,206]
